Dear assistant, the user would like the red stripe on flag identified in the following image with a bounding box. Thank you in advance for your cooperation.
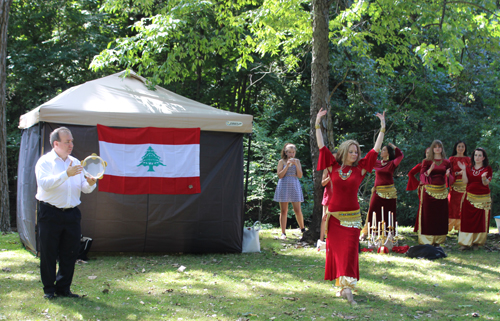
[97,124,200,145]
[99,175,201,195]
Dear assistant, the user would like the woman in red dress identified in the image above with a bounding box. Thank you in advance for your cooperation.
[315,108,386,305]
[360,143,403,239]
[407,148,430,232]
[457,148,492,250]
[448,141,470,232]
[418,140,454,246]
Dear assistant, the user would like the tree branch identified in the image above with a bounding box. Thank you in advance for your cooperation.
[399,82,415,108]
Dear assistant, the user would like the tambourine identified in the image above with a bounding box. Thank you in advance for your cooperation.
[81,153,107,179]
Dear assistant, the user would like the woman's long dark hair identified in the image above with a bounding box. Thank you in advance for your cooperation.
[471,148,489,167]
[385,145,395,161]
[451,141,468,157]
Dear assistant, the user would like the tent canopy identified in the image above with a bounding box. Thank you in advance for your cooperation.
[19,70,253,133]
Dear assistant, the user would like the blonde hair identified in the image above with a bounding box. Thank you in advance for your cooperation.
[336,140,361,166]
[426,140,446,161]
[280,143,296,160]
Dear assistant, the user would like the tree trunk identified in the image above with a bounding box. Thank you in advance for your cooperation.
[303,0,330,243]
[0,0,12,232]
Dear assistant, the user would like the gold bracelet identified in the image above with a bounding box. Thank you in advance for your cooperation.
[315,124,321,129]
[380,128,386,133]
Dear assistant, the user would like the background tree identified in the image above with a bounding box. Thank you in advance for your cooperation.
[5,0,131,226]
[0,0,13,232]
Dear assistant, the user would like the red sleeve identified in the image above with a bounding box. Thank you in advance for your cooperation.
[487,166,493,180]
[420,160,432,185]
[445,160,455,188]
[393,147,404,167]
[406,163,421,191]
[358,149,378,173]
[317,146,336,171]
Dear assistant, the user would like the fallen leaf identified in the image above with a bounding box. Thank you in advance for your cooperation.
[140,301,145,305]
[298,308,306,312]
[177,266,186,272]
[88,275,97,280]
[2,267,11,272]
[283,297,299,301]
[102,289,109,294]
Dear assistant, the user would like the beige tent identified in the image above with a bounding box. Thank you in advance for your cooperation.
[19,70,253,132]
[17,71,253,253]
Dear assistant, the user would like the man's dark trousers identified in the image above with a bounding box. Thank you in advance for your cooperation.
[38,203,81,295]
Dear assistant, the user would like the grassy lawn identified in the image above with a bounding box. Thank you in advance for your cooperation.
[1,227,500,321]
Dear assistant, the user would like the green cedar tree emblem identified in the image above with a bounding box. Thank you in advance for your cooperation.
[137,146,166,172]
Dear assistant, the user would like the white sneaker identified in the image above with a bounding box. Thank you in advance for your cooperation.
[316,239,326,251]
[280,233,287,240]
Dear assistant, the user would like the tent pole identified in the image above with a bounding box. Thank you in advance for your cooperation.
[35,122,44,257]
[243,133,252,218]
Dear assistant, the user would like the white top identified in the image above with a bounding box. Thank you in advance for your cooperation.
[35,150,96,208]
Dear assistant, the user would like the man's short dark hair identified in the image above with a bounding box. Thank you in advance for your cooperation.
[49,127,72,147]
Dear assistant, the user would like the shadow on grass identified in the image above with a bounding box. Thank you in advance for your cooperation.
[1,230,500,320]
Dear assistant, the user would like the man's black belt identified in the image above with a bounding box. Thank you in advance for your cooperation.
[40,201,74,212]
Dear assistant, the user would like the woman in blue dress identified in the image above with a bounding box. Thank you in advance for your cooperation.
[274,143,305,239]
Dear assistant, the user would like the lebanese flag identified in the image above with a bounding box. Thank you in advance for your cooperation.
[97,124,200,195]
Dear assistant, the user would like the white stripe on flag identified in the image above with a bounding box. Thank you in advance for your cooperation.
[99,142,200,178]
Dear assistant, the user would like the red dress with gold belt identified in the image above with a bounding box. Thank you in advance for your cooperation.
[419,159,454,245]
[458,166,492,247]
[448,156,471,231]
[362,148,403,235]
[317,146,377,284]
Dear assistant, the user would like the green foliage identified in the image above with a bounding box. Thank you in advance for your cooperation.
[6,0,500,231]
[331,0,500,76]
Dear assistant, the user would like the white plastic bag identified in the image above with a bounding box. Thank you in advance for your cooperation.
[242,221,261,253]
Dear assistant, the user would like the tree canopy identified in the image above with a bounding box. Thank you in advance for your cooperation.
[3,0,500,235]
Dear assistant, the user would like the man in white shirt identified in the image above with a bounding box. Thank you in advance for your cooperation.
[35,127,97,299]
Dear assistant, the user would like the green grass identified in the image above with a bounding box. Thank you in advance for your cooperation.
[1,228,500,320]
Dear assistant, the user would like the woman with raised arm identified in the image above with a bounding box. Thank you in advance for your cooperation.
[360,143,404,240]
[407,147,430,232]
[315,108,385,305]
[448,141,471,232]
[418,140,454,246]
[457,148,492,251]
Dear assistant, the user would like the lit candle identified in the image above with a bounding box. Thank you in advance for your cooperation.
[396,222,398,236]
[368,222,371,238]
[381,207,384,225]
[378,221,381,237]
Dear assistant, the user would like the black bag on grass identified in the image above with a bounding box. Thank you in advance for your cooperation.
[406,244,446,260]
[77,236,93,261]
